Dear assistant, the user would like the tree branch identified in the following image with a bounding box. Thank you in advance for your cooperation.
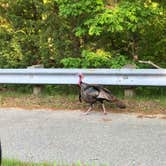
[138,60,162,69]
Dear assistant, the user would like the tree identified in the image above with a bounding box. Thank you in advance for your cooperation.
[0,0,165,68]
[57,0,166,68]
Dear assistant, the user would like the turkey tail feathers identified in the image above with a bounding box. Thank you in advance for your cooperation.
[97,88,126,109]
[115,100,126,109]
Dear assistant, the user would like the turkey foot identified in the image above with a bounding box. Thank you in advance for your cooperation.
[83,104,93,115]
[102,103,107,115]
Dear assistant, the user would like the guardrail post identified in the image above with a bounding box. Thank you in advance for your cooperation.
[27,64,44,95]
[124,87,135,97]
[122,64,136,98]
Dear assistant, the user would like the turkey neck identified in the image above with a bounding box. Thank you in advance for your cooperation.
[78,76,82,86]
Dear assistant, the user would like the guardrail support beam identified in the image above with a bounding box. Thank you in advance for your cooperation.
[122,64,136,98]
[27,64,44,95]
[124,88,135,98]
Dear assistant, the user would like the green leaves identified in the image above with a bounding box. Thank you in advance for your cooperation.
[81,49,112,68]
[84,1,161,35]
[0,0,165,68]
[55,0,104,17]
[61,57,82,68]
[61,49,131,68]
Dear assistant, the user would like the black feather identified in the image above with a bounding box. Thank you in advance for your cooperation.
[79,81,126,109]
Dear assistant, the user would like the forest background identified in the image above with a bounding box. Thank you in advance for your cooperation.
[0,0,165,96]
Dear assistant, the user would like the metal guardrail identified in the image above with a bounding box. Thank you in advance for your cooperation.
[0,69,165,86]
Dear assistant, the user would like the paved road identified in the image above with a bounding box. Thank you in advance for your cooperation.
[0,108,166,166]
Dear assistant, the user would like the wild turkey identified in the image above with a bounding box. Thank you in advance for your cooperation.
[78,73,126,115]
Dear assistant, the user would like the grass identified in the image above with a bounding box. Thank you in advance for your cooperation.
[2,159,107,166]
[135,95,166,107]
[0,86,165,115]
[2,159,50,166]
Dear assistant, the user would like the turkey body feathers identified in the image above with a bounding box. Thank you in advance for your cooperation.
[80,82,115,103]
[79,82,126,109]
[78,73,126,115]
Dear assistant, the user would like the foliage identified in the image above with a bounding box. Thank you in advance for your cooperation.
[61,57,82,68]
[83,1,160,35]
[61,49,131,68]
[0,29,23,68]
[81,49,112,68]
[0,0,165,68]
[55,0,104,17]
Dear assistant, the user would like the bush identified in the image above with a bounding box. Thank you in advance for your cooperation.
[61,49,132,68]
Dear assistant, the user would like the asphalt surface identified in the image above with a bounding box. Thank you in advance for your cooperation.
[0,108,166,166]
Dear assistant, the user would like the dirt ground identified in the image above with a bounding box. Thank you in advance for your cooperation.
[0,94,165,116]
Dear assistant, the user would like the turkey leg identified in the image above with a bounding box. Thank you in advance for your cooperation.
[84,104,93,115]
[102,103,107,115]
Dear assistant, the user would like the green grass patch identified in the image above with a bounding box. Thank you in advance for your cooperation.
[2,159,107,166]
[2,159,50,166]
[0,85,165,114]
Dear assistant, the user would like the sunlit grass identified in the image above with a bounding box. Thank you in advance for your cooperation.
[0,86,165,114]
[2,159,50,166]
[2,159,107,166]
